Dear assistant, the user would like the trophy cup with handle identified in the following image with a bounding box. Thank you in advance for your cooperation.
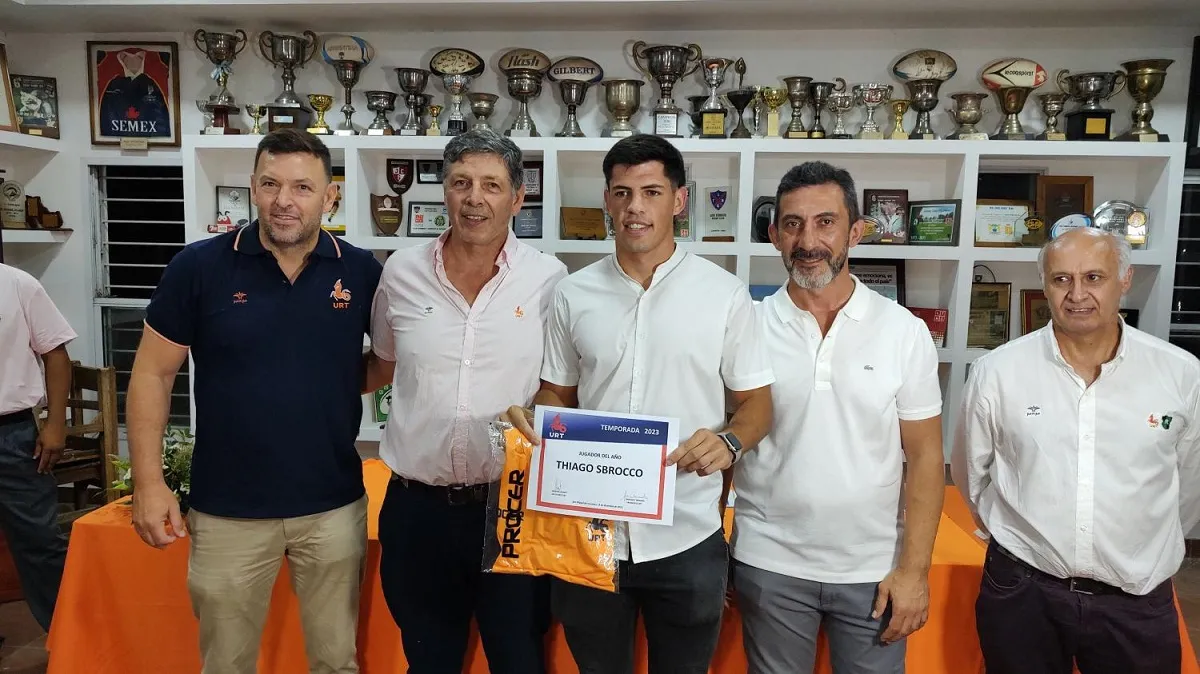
[548,56,603,138]
[429,48,486,136]
[259,30,318,131]
[631,40,703,137]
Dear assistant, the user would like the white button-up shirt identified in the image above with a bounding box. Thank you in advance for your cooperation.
[0,263,77,415]
[951,323,1200,595]
[541,247,776,564]
[733,278,943,583]
[371,230,568,486]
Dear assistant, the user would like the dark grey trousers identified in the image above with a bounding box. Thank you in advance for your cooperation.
[0,414,68,632]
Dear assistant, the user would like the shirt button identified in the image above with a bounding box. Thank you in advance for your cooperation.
[464,359,471,365]
[1080,525,1088,532]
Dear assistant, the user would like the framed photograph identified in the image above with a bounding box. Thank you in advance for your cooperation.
[211,185,251,234]
[322,169,346,234]
[9,75,59,138]
[416,159,443,184]
[968,282,1012,349]
[861,189,908,244]
[512,205,543,238]
[0,44,18,133]
[849,259,905,305]
[522,160,543,203]
[1037,175,1093,226]
[86,41,181,148]
[907,199,961,246]
[975,199,1032,247]
[674,181,698,241]
[1185,36,1199,169]
[1021,289,1051,335]
[408,201,449,237]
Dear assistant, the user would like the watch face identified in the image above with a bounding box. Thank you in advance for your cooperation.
[428,48,485,77]
[722,432,743,451]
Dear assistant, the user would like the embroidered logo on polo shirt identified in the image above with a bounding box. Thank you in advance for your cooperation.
[1163,415,1174,430]
[422,306,434,316]
[330,279,352,310]
[1149,413,1174,430]
[1148,414,1159,428]
[514,305,525,318]
[233,291,248,304]
[1026,405,1041,417]
[863,365,874,371]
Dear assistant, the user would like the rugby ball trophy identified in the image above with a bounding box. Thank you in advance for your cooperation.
[891,49,957,139]
[981,57,1047,140]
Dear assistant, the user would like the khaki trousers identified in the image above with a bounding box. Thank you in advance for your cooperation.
[186,496,368,674]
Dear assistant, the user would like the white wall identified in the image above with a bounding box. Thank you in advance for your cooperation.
[2,25,1196,365]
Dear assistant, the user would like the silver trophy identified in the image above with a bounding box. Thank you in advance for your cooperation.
[468,92,499,130]
[498,48,551,138]
[1036,92,1068,140]
[945,92,989,139]
[981,58,1046,140]
[726,88,756,139]
[698,58,733,139]
[428,48,485,136]
[194,29,247,106]
[322,35,373,136]
[394,68,431,136]
[548,57,603,138]
[1117,59,1174,142]
[782,76,812,138]
[630,40,703,137]
[258,30,318,108]
[892,49,958,140]
[364,90,397,135]
[852,83,892,139]
[601,79,644,137]
[807,78,846,139]
[687,94,708,138]
[826,91,855,139]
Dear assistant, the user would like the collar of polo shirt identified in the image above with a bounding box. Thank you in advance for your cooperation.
[608,243,688,290]
[1042,315,1130,372]
[233,220,343,259]
[771,274,870,325]
[430,227,521,269]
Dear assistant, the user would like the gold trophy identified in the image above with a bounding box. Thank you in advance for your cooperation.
[760,87,788,138]
[427,104,444,136]
[246,104,266,134]
[889,99,910,139]
[306,94,334,135]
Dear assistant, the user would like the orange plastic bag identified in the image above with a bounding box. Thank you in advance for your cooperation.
[483,422,619,592]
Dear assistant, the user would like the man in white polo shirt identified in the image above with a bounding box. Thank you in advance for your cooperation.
[732,161,946,674]
[505,134,775,674]
[951,228,1200,674]
[0,262,74,637]
[365,129,567,672]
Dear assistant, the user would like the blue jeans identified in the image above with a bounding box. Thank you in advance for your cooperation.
[0,412,68,632]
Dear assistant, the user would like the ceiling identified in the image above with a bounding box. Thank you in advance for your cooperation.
[2,0,1200,33]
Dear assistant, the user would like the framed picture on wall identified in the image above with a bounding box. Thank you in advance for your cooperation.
[10,75,59,138]
[86,41,181,148]
[0,44,18,133]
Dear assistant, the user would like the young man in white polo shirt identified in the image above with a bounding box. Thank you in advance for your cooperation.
[505,134,775,674]
[0,263,74,637]
[732,161,946,674]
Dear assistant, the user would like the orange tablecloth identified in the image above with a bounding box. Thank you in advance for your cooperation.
[47,460,1199,673]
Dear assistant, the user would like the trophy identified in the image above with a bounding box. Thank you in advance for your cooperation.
[1116,59,1174,142]
[429,48,485,136]
[498,48,551,138]
[259,30,317,130]
[1094,199,1150,247]
[826,91,854,139]
[981,58,1045,140]
[364,90,397,135]
[630,40,703,137]
[889,99,910,139]
[807,78,846,139]
[246,104,266,134]
[853,83,892,139]
[372,159,414,236]
[687,95,707,138]
[1036,92,1068,140]
[601,79,644,137]
[395,68,431,136]
[194,29,247,107]
[782,76,812,138]
[322,35,373,136]
[414,94,432,135]
[1057,68,1125,141]
[726,88,755,139]
[197,98,241,135]
[945,92,989,140]
[695,58,732,138]
[467,92,499,130]
[427,105,443,136]
[306,94,334,135]
[548,56,603,138]
[892,49,958,140]
[760,87,788,138]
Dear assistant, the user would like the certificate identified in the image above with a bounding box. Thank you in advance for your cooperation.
[527,406,679,525]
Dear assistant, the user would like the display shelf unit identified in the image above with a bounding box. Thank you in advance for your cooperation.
[0,228,73,243]
[0,129,60,155]
[181,134,1187,457]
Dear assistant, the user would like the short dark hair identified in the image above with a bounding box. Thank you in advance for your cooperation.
[253,128,333,183]
[443,128,524,194]
[602,135,686,190]
[774,161,860,226]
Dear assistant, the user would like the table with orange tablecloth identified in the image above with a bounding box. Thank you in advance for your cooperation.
[47,459,1200,673]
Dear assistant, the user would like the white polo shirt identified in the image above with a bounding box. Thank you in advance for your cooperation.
[371,230,568,486]
[951,323,1200,595]
[0,263,77,415]
[541,247,776,564]
[732,278,942,584]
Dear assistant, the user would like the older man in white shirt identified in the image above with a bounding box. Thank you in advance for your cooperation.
[951,227,1200,674]
[365,129,568,673]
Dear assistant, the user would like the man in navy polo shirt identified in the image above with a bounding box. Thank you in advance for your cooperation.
[126,128,382,674]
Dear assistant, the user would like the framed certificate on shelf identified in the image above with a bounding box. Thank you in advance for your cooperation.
[211,186,251,233]
[408,202,449,237]
[975,199,1030,247]
[968,282,1012,349]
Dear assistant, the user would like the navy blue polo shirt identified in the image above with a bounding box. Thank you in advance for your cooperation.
[145,222,383,519]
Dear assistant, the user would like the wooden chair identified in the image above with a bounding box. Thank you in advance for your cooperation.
[48,361,120,519]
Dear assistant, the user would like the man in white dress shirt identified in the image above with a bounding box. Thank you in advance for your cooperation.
[952,227,1200,674]
[365,129,567,673]
[505,134,775,674]
[731,161,946,674]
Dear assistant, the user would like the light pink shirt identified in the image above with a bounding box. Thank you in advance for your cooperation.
[371,230,568,486]
[0,263,77,415]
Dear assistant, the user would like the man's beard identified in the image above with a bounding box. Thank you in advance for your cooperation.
[263,213,321,248]
[786,246,846,290]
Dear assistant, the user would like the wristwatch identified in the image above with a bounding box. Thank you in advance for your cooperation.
[718,431,743,464]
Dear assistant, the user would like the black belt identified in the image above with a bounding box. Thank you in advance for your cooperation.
[391,473,492,506]
[0,408,33,428]
[992,541,1130,596]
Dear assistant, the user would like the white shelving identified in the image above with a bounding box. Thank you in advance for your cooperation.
[0,129,60,155]
[182,134,1187,456]
[1,228,73,243]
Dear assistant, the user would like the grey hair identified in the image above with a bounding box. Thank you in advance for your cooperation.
[1037,228,1132,284]
[442,128,524,194]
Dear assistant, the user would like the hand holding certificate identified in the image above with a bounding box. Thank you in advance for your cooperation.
[527,405,679,526]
